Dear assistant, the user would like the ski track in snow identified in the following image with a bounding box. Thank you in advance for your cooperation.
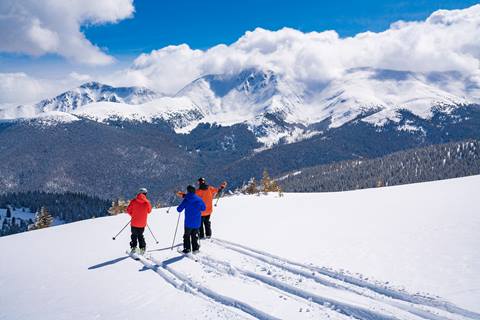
[211,238,480,320]
[126,239,480,320]
[187,248,401,320]
[128,251,277,320]
[193,248,442,320]
[144,255,282,320]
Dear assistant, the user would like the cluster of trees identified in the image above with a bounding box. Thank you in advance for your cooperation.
[1,206,54,236]
[1,207,33,236]
[108,199,130,215]
[28,207,54,230]
[0,191,111,236]
[279,140,480,192]
[0,191,111,223]
[241,170,283,196]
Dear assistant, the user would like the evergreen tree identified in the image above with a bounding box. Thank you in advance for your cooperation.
[262,169,272,194]
[245,178,259,194]
[108,199,129,215]
[33,207,53,230]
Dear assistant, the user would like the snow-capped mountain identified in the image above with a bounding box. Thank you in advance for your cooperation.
[177,68,304,122]
[0,67,478,146]
[175,67,478,145]
[0,82,159,120]
[38,81,159,112]
[176,68,308,145]
[311,68,473,128]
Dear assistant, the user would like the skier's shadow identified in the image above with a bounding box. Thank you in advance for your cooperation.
[88,256,129,270]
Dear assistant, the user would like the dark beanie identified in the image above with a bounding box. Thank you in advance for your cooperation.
[187,185,196,193]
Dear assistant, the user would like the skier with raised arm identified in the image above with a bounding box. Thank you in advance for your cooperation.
[126,188,152,255]
[196,177,226,239]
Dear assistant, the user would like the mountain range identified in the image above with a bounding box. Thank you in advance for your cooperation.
[0,67,478,200]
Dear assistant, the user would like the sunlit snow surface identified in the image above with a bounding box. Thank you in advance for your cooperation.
[0,176,479,319]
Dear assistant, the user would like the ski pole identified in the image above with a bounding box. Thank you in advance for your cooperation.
[214,189,224,207]
[147,224,159,244]
[171,212,181,250]
[112,220,130,240]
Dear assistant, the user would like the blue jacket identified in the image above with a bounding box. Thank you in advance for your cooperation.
[177,193,206,228]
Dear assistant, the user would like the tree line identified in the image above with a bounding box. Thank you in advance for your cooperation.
[0,191,111,236]
[278,140,480,192]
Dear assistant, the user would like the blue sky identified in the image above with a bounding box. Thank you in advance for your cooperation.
[84,0,478,54]
[1,0,478,76]
[1,0,479,104]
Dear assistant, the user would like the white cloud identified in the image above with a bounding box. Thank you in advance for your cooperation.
[0,0,134,65]
[0,73,51,105]
[3,4,480,105]
[69,72,92,82]
[0,72,92,105]
[116,4,480,95]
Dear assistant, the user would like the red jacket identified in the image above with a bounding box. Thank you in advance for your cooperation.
[196,186,218,216]
[127,193,152,228]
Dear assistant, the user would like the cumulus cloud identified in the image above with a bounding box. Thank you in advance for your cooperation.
[0,0,134,65]
[116,4,480,95]
[3,4,480,105]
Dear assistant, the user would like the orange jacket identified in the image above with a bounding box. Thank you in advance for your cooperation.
[127,193,152,228]
[196,186,219,216]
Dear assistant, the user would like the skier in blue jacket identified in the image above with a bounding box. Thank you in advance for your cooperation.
[177,185,206,253]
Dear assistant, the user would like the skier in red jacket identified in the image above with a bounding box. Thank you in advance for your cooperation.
[126,188,152,254]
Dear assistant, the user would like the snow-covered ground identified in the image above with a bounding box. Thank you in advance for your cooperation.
[0,176,479,320]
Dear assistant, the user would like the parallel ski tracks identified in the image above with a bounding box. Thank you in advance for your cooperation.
[128,252,279,320]
[211,238,480,320]
[127,238,480,320]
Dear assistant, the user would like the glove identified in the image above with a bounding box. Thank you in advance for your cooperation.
[220,181,227,189]
[176,191,185,198]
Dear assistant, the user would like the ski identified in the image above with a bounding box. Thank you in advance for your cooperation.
[126,250,142,261]
[176,247,199,262]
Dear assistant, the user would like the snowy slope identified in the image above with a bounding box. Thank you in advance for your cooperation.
[0,82,158,120]
[177,69,305,123]
[312,68,472,128]
[37,82,158,112]
[0,176,479,319]
[179,67,475,130]
[71,97,203,129]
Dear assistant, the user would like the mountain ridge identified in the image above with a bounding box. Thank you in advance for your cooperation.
[1,67,477,147]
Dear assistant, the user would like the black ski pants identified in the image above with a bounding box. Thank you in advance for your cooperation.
[130,226,146,249]
[199,215,211,238]
[183,227,199,252]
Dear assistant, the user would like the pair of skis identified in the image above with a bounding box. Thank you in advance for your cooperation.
[126,248,199,262]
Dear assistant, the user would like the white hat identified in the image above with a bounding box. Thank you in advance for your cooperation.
[138,187,148,194]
